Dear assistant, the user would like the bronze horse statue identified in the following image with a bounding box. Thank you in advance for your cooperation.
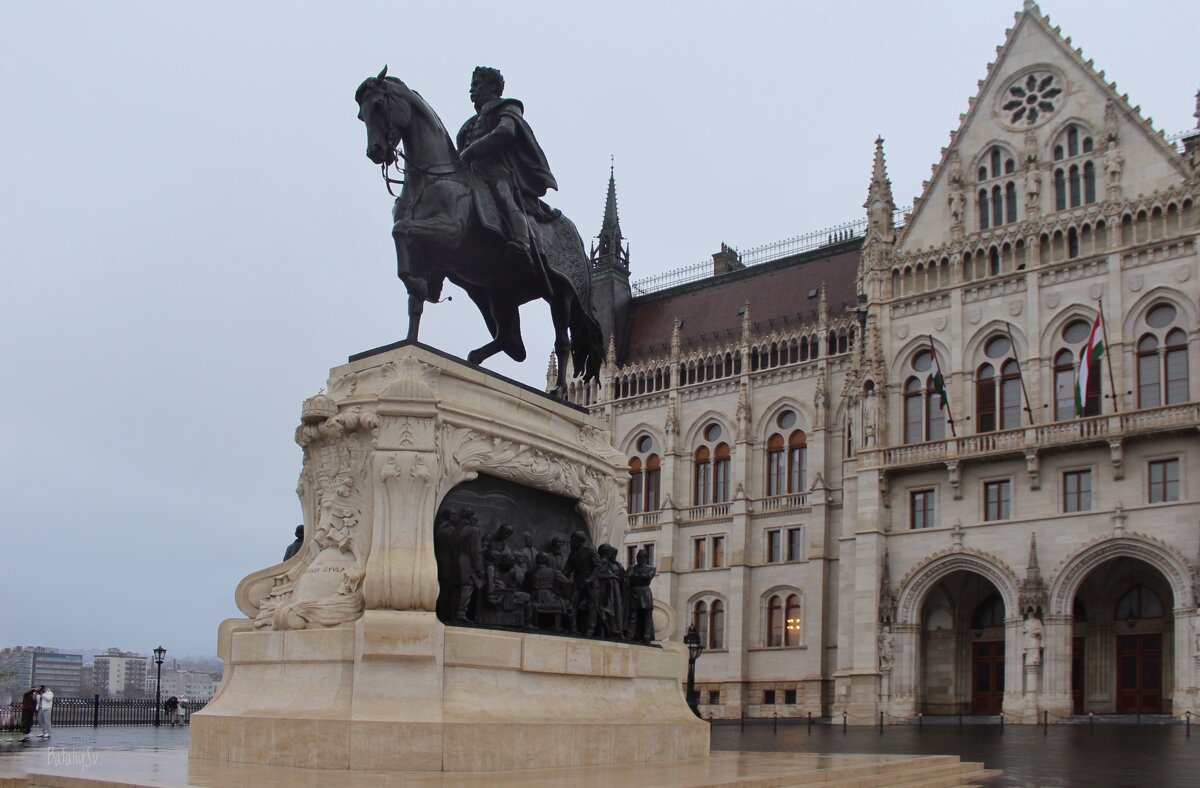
[355,67,603,396]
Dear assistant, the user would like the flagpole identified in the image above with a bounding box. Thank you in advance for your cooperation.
[1004,321,1036,425]
[1097,298,1119,413]
[928,335,957,437]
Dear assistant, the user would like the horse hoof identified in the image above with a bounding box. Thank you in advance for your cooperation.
[550,386,567,400]
[466,350,485,365]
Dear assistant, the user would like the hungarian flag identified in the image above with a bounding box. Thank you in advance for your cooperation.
[1074,314,1105,416]
[929,339,947,409]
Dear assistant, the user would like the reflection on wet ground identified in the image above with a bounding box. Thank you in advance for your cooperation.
[713,720,1200,787]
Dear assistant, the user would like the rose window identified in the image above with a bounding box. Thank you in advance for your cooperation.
[1002,72,1062,125]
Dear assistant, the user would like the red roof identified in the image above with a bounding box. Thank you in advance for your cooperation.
[623,242,861,364]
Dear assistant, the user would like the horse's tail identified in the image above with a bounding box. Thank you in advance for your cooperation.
[570,304,605,385]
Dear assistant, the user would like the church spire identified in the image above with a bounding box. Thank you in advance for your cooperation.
[593,160,629,272]
[858,137,898,299]
[863,136,897,246]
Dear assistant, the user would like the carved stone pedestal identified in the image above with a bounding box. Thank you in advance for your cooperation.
[191,343,707,771]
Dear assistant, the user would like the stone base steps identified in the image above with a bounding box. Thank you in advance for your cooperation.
[3,750,1001,787]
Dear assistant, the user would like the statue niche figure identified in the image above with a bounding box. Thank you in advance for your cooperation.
[356,66,604,397]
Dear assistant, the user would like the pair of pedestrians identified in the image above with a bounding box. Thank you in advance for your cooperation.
[19,685,54,741]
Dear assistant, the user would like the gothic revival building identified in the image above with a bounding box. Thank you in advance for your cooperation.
[568,2,1200,722]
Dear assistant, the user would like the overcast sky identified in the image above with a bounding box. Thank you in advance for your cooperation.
[2,1,1196,659]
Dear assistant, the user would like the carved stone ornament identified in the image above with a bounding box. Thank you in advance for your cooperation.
[236,343,629,632]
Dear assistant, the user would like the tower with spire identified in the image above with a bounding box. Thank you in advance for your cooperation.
[857,136,898,301]
[589,162,633,364]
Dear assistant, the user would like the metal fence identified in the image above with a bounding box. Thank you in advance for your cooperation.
[0,696,208,729]
[630,206,911,296]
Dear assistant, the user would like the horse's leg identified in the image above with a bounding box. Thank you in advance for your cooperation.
[393,231,427,342]
[467,297,524,365]
[547,288,571,399]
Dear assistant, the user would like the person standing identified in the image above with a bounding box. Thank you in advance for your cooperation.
[19,686,37,741]
[164,695,179,726]
[36,685,53,739]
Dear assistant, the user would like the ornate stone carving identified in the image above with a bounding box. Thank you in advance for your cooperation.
[243,346,629,634]
[813,373,827,426]
[896,547,1020,625]
[879,548,897,625]
[1049,530,1196,614]
[1022,616,1043,666]
[1025,450,1040,489]
[664,399,680,442]
[1104,99,1120,143]
[736,382,751,439]
[878,625,895,672]
[256,406,377,630]
[946,460,961,499]
[1019,533,1048,618]
[1104,142,1124,200]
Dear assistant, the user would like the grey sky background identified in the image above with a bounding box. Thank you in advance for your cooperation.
[2,1,1196,658]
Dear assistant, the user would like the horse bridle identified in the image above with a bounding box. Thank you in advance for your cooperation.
[370,86,463,197]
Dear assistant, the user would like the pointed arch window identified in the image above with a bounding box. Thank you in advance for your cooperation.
[692,600,709,647]
[628,457,643,514]
[627,436,661,514]
[977,146,1018,231]
[1136,304,1190,407]
[1115,585,1164,622]
[713,443,731,503]
[976,364,997,433]
[767,595,783,647]
[693,424,730,505]
[1055,320,1101,420]
[785,595,801,647]
[1052,124,1097,213]
[710,600,725,649]
[693,446,711,505]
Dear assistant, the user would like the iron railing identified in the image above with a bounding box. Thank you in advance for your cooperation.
[1,696,208,729]
[631,207,909,296]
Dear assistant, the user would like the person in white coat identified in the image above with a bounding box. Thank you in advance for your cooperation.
[36,685,53,738]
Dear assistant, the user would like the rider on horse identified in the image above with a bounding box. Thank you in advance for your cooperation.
[456,67,557,268]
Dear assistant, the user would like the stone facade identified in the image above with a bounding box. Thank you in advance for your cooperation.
[573,2,1200,723]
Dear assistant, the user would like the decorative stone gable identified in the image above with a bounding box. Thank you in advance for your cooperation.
[897,2,1193,255]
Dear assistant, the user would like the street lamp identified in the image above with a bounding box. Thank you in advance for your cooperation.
[153,646,166,727]
[684,625,705,718]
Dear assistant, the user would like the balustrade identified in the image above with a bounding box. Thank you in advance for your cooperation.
[879,402,1197,470]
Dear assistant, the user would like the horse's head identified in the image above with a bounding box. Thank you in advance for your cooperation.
[355,66,412,166]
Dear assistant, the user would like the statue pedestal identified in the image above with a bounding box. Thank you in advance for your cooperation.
[190,343,707,771]
[192,614,705,771]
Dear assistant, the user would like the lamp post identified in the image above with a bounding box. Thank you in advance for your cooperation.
[153,646,166,727]
[684,625,705,718]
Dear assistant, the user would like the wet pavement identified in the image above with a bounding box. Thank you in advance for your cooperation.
[713,720,1200,787]
[0,724,189,754]
[3,722,1196,786]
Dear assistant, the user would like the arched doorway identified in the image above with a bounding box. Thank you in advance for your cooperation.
[920,571,1008,715]
[1069,556,1174,714]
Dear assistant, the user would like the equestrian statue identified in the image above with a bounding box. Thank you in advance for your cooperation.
[355,66,604,397]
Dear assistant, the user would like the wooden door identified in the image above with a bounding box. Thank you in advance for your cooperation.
[1071,637,1085,714]
[971,641,1005,714]
[1116,634,1162,714]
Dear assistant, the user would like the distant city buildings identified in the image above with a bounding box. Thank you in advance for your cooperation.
[0,646,83,699]
[92,648,148,698]
[146,668,219,701]
[1,646,223,701]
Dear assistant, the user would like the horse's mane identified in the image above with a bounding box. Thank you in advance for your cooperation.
[356,75,456,152]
